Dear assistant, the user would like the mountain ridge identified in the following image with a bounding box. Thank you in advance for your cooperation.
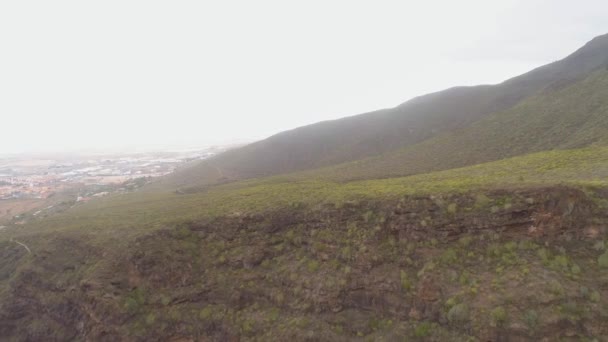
[297,68,608,182]
[162,33,608,189]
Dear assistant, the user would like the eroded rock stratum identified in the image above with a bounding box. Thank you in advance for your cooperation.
[1,186,608,341]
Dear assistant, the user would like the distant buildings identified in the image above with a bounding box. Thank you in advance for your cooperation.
[0,148,220,202]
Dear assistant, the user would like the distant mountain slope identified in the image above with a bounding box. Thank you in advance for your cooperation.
[163,33,608,188]
[306,68,608,181]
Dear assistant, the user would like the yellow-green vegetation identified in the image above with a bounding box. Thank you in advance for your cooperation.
[2,182,608,341]
[447,303,469,324]
[413,321,433,337]
[598,251,608,268]
[5,145,608,248]
[490,306,507,327]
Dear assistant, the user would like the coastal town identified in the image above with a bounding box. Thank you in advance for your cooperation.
[0,146,231,223]
[0,148,224,200]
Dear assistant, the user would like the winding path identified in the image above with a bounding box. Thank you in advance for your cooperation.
[10,237,31,254]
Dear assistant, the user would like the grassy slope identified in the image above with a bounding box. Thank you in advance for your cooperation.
[8,146,608,246]
[305,69,608,182]
[2,147,608,341]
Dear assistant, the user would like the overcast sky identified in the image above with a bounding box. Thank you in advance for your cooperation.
[1,0,608,153]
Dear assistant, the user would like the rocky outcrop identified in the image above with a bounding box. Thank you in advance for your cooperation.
[1,186,607,341]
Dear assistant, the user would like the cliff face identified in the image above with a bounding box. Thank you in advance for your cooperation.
[2,186,607,341]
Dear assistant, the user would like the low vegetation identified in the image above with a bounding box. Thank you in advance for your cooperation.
[2,33,608,341]
[1,173,607,340]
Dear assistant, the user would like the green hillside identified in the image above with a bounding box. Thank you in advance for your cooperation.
[3,146,608,341]
[163,34,608,189]
[307,68,608,181]
[10,146,608,242]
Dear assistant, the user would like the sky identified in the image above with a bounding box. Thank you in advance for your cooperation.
[1,1,608,154]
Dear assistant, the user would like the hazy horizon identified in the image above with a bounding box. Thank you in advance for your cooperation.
[2,0,608,154]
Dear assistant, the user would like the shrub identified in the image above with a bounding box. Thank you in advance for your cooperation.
[474,194,491,208]
[307,260,320,272]
[241,319,254,333]
[340,246,353,261]
[447,303,469,324]
[445,297,458,309]
[550,254,569,272]
[458,235,473,247]
[368,318,392,331]
[593,240,605,251]
[548,280,565,296]
[414,321,432,337]
[200,306,213,320]
[490,306,507,327]
[363,210,374,223]
[459,271,471,285]
[124,287,146,313]
[537,248,551,264]
[447,203,458,214]
[417,261,435,278]
[145,313,156,325]
[590,290,601,303]
[440,248,459,264]
[268,308,280,322]
[598,251,608,268]
[523,309,538,330]
[570,263,581,275]
[504,241,517,251]
[400,270,412,291]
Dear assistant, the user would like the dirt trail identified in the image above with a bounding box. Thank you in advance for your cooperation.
[10,238,31,254]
